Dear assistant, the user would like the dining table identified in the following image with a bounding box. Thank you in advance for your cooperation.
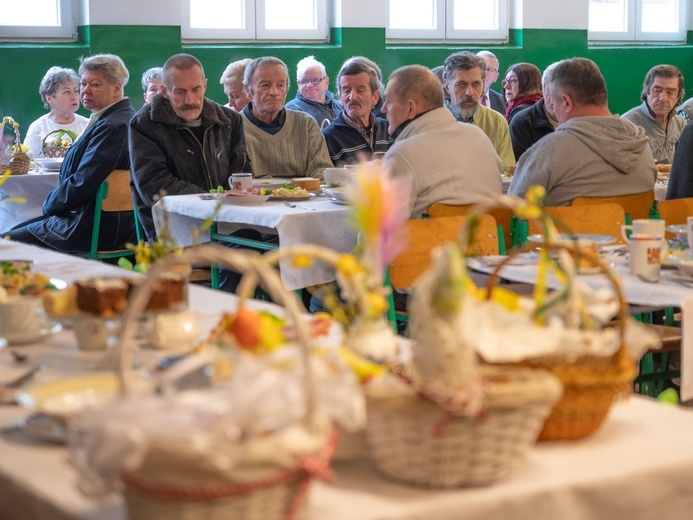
[0,169,59,232]
[2,242,693,519]
[152,193,358,291]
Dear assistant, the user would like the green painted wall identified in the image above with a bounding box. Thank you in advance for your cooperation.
[2,26,693,137]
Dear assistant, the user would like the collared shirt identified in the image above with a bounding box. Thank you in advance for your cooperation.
[341,111,377,151]
[242,103,287,135]
[83,97,129,133]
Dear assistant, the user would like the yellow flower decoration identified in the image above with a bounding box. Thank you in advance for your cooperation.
[336,254,363,277]
[291,254,313,269]
[366,292,388,318]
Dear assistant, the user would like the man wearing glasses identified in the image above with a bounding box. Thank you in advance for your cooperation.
[477,51,506,115]
[286,55,342,128]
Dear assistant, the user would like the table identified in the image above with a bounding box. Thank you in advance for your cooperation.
[2,242,693,519]
[0,170,59,232]
[153,194,358,291]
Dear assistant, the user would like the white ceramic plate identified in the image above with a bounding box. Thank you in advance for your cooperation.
[527,233,616,245]
[253,179,285,190]
[34,157,63,171]
[5,321,62,345]
[329,198,349,206]
[270,195,311,202]
[15,373,153,418]
[322,187,350,202]
[224,194,270,206]
[666,224,687,238]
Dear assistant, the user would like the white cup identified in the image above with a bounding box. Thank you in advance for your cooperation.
[0,296,45,340]
[323,167,350,187]
[230,173,253,190]
[687,216,693,251]
[630,233,662,281]
[73,317,111,351]
[622,219,667,255]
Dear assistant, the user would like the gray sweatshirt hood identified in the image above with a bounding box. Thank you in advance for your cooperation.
[556,116,650,175]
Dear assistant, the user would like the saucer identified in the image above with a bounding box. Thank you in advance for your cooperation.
[5,321,62,345]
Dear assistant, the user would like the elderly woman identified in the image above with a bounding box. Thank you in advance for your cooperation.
[141,66,163,104]
[24,66,89,158]
[4,54,136,254]
[219,58,252,112]
[502,62,543,123]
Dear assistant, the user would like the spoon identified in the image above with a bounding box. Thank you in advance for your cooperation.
[283,201,316,211]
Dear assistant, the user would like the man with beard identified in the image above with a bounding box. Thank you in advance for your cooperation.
[621,64,685,165]
[382,65,502,219]
[129,53,251,241]
[322,58,391,166]
[442,51,515,169]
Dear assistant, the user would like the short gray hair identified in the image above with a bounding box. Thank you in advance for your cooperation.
[296,55,326,81]
[244,56,290,88]
[541,62,560,93]
[141,67,162,92]
[39,66,80,110]
[220,58,252,86]
[336,58,380,95]
[79,54,129,90]
[388,65,444,113]
[162,54,205,89]
[443,51,486,84]
[550,58,607,107]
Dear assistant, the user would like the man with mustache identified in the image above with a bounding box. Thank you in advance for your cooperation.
[129,53,251,241]
[322,58,391,166]
[443,51,515,169]
[621,65,685,165]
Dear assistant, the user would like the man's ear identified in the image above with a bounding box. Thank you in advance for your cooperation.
[408,99,417,119]
[563,94,575,114]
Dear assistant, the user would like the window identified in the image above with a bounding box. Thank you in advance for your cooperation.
[0,0,75,40]
[387,0,508,41]
[588,0,687,42]
[182,0,328,41]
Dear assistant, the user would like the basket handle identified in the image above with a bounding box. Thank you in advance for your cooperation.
[116,244,317,429]
[484,242,628,346]
[41,129,76,148]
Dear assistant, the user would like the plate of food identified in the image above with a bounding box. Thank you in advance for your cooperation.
[223,188,270,205]
[267,184,311,201]
[34,157,63,172]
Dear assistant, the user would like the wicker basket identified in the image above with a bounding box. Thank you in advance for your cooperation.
[41,129,74,158]
[365,366,561,488]
[113,245,334,520]
[7,152,30,175]
[485,243,637,441]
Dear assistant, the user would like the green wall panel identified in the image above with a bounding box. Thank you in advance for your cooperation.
[2,26,693,139]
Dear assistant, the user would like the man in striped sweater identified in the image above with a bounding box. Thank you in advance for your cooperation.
[240,56,332,179]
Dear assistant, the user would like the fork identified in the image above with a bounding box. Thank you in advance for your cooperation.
[283,201,316,211]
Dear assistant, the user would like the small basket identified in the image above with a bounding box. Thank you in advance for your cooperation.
[42,129,74,158]
[485,242,637,441]
[7,152,30,175]
[365,366,562,488]
[112,245,333,520]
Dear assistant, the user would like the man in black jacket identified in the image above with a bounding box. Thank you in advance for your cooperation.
[129,53,251,241]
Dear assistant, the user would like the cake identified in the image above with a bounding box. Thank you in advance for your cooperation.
[126,273,187,312]
[290,177,320,191]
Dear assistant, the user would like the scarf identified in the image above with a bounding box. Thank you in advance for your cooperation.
[505,93,543,120]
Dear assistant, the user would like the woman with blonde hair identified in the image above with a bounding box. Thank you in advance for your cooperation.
[220,58,252,111]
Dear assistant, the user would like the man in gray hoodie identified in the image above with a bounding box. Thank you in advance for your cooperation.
[509,58,656,206]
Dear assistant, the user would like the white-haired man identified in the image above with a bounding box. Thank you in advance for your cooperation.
[285,55,342,127]
[477,50,505,114]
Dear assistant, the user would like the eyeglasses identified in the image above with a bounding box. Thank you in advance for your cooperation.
[298,76,326,86]
[486,67,498,74]
[501,78,519,88]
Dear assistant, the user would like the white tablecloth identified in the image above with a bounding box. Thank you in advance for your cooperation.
[153,194,358,291]
[0,170,59,232]
[2,243,693,519]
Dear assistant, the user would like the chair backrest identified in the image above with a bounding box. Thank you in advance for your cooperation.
[658,197,693,225]
[571,190,654,224]
[389,214,498,289]
[427,203,513,254]
[528,203,627,244]
[101,169,134,212]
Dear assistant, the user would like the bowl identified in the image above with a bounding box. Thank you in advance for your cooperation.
[0,295,46,342]
[665,253,693,276]
[323,186,350,202]
[323,167,351,188]
[34,157,63,171]
[224,194,270,205]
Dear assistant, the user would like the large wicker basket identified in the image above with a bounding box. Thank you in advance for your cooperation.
[112,245,335,520]
[486,243,637,441]
[365,366,562,488]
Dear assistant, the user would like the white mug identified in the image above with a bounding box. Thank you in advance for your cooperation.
[630,233,662,281]
[230,173,253,191]
[687,216,693,251]
[622,219,667,255]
